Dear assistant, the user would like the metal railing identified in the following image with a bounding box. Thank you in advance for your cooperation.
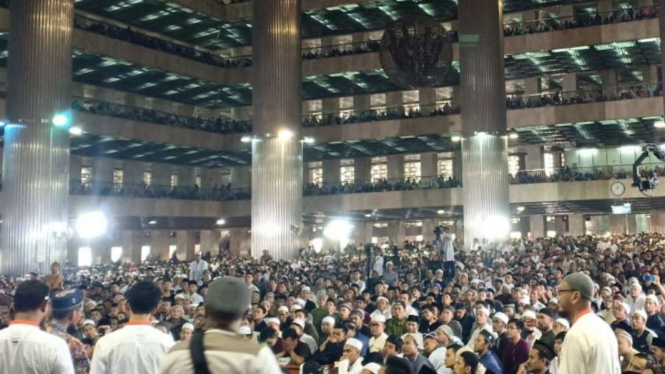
[69,181,251,202]
[303,175,461,196]
[509,163,665,185]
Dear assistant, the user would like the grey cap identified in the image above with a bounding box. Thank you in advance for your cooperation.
[562,272,594,300]
[206,277,251,315]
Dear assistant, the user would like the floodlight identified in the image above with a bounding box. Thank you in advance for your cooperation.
[278,129,294,140]
[69,127,83,135]
[52,113,70,128]
[75,211,108,239]
[216,219,226,226]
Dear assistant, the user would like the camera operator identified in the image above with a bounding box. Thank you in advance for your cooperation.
[434,226,455,279]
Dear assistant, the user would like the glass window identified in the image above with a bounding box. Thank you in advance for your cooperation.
[78,247,92,267]
[113,169,123,188]
[196,175,202,187]
[438,159,454,179]
[371,157,387,183]
[81,167,92,187]
[405,221,422,228]
[341,166,355,184]
[310,167,323,185]
[170,174,179,188]
[544,152,555,176]
[111,247,123,263]
[143,171,152,186]
[169,245,177,258]
[404,159,421,181]
[509,155,520,176]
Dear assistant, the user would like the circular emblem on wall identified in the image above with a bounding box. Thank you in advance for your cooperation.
[611,181,625,197]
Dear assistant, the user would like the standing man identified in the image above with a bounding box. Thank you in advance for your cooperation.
[373,248,384,277]
[44,261,64,291]
[189,253,208,284]
[0,280,74,374]
[47,289,90,374]
[557,272,620,374]
[161,277,282,374]
[90,281,174,374]
[440,227,455,280]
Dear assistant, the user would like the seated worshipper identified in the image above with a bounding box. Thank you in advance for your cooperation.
[646,295,665,336]
[521,310,541,346]
[320,316,336,344]
[361,362,382,374]
[611,301,632,331]
[276,328,311,365]
[369,314,389,353]
[351,309,372,338]
[384,356,417,374]
[311,323,346,365]
[372,296,392,321]
[292,318,318,353]
[403,315,424,350]
[265,317,284,354]
[553,319,569,335]
[624,352,652,374]
[442,306,464,340]
[492,312,510,359]
[473,330,503,374]
[550,332,565,374]
[521,340,555,374]
[179,322,194,342]
[535,308,556,348]
[345,322,370,357]
[420,305,443,334]
[501,319,530,374]
[631,309,657,353]
[382,335,403,361]
[336,338,365,374]
[437,324,462,348]
[617,329,638,372]
[294,307,320,342]
[387,302,409,337]
[403,333,437,374]
[423,331,448,374]
[445,344,463,373]
[454,351,480,374]
[466,304,493,349]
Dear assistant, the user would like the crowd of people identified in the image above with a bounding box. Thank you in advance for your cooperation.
[304,177,461,197]
[503,4,658,36]
[302,103,462,128]
[71,98,252,135]
[69,182,252,202]
[5,232,665,374]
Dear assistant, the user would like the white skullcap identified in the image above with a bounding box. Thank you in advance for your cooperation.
[175,293,185,300]
[82,319,96,327]
[555,318,570,330]
[238,326,252,335]
[345,338,363,352]
[363,363,382,374]
[182,323,194,331]
[302,286,311,292]
[492,312,509,325]
[371,314,386,324]
[522,310,537,320]
[377,296,389,303]
[291,304,303,312]
[386,261,393,266]
[633,309,647,321]
[266,318,280,326]
[548,298,558,305]
[292,319,305,329]
[476,306,490,317]
[647,294,659,304]
[296,298,306,307]
[278,306,289,313]
[619,302,631,315]
[322,316,336,326]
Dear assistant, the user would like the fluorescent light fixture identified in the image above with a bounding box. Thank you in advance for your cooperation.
[148,220,157,225]
[278,129,294,140]
[364,214,372,218]
[241,136,252,143]
[216,219,226,226]
[323,219,353,241]
[52,113,69,128]
[451,136,461,142]
[655,120,665,128]
[75,211,108,239]
[437,210,445,215]
[303,137,315,144]
[517,206,525,212]
[509,132,519,140]
[69,127,83,135]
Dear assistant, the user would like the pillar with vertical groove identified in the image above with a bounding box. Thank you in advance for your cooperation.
[459,0,511,246]
[0,0,73,275]
[660,0,665,113]
[251,0,303,260]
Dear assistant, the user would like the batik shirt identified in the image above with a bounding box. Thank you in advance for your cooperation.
[47,320,90,374]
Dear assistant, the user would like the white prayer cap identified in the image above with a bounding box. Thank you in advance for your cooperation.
[522,310,537,320]
[492,312,509,325]
[371,314,386,324]
[182,323,194,331]
[322,316,336,326]
[238,326,252,335]
[82,320,96,327]
[266,317,280,326]
[278,306,289,313]
[555,318,570,330]
[363,363,381,374]
[345,338,363,352]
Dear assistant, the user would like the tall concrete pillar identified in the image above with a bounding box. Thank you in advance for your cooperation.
[651,212,665,234]
[421,153,438,178]
[152,231,172,261]
[322,159,341,185]
[230,166,251,189]
[554,216,567,236]
[420,88,437,115]
[354,95,371,112]
[524,78,541,95]
[610,215,627,234]
[562,74,578,93]
[176,231,197,261]
[355,157,372,183]
[119,231,142,263]
[529,215,545,238]
[459,0,510,246]
[252,0,303,260]
[388,221,406,245]
[1,0,74,275]
[567,214,586,237]
[200,230,219,256]
[387,155,404,181]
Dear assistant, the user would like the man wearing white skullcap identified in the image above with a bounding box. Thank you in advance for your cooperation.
[361,362,381,374]
[320,316,336,343]
[368,314,388,353]
[645,294,665,336]
[338,338,364,374]
[465,305,494,349]
[632,309,657,353]
[521,309,542,347]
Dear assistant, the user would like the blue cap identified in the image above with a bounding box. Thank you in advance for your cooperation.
[51,289,83,312]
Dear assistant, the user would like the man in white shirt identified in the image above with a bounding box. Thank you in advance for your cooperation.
[337,338,365,374]
[0,280,74,374]
[90,281,174,374]
[373,249,384,277]
[183,281,204,306]
[368,314,389,353]
[557,272,620,374]
[189,253,208,284]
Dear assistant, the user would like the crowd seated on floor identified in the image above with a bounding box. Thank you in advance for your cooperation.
[503,4,658,36]
[2,232,665,373]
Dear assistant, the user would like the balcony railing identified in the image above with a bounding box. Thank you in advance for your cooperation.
[510,163,665,185]
[304,176,461,196]
[69,181,251,202]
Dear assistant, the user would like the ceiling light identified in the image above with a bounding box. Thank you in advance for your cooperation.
[303,137,315,144]
[216,219,226,226]
[517,206,525,212]
[69,127,83,135]
[148,220,157,225]
[437,210,445,215]
[655,120,665,128]
[278,129,294,140]
[364,214,372,218]
[52,113,70,128]
[241,136,252,143]
[75,211,108,239]
[509,132,519,140]
[451,136,461,142]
